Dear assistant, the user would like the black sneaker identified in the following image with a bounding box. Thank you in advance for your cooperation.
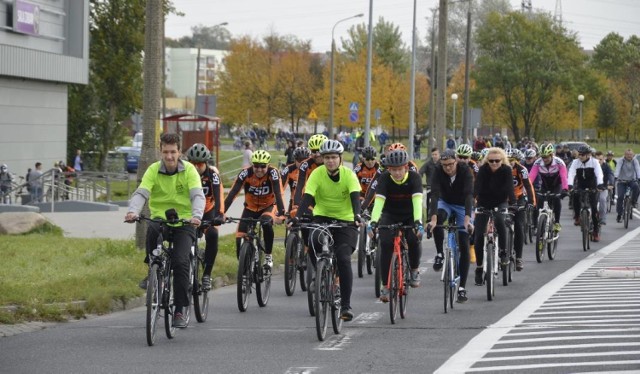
[202,275,211,291]
[139,275,148,290]
[173,312,187,328]
[340,307,354,321]
[617,214,622,223]
[474,268,484,286]
[457,288,468,303]
[433,254,444,271]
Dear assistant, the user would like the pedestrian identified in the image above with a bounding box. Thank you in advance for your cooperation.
[28,162,44,203]
[74,149,83,172]
[0,164,14,203]
[242,140,253,168]
[414,134,423,159]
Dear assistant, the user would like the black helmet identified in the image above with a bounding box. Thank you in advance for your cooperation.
[384,150,408,167]
[361,146,377,160]
[578,145,591,155]
[293,147,311,161]
[186,143,211,162]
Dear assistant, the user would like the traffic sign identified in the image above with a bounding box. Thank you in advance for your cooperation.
[349,102,359,112]
[374,108,381,120]
[349,112,359,123]
[308,109,318,120]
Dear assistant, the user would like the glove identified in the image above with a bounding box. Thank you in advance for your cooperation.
[415,220,424,237]
[368,221,377,233]
[597,183,606,191]
[568,185,573,191]
[288,216,299,226]
[354,214,363,226]
[212,215,226,226]
[560,189,569,199]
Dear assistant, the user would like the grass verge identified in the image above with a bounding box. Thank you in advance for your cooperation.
[0,223,287,324]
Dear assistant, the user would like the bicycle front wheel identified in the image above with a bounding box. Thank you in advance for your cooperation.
[624,196,631,229]
[164,269,177,339]
[357,227,366,278]
[486,244,494,301]
[399,252,410,319]
[307,255,316,316]
[535,214,547,263]
[443,250,450,314]
[330,267,343,334]
[374,239,382,298]
[580,209,590,252]
[389,253,400,324]
[256,250,271,307]
[548,219,558,260]
[146,265,160,346]
[193,249,209,323]
[284,233,299,296]
[237,242,252,312]
[315,260,331,341]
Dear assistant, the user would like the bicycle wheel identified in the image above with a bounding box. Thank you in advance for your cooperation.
[527,205,535,243]
[298,243,307,292]
[523,209,529,245]
[357,227,366,278]
[284,232,299,296]
[193,249,209,323]
[389,253,400,324]
[399,252,410,319]
[366,235,374,275]
[547,217,558,260]
[580,209,590,252]
[502,230,511,286]
[183,259,194,327]
[164,269,177,339]
[443,250,450,314]
[146,265,160,346]
[374,239,382,298]
[315,260,330,341]
[535,214,547,263]
[330,267,343,334]
[606,190,612,213]
[486,243,494,301]
[307,255,316,316]
[236,242,252,312]
[624,196,631,229]
[256,250,270,307]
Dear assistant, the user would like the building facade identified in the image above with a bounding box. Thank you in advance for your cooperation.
[165,47,226,101]
[0,0,89,178]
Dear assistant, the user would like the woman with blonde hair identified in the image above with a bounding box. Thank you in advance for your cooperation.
[472,147,516,286]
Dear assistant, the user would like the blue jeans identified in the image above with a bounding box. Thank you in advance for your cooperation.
[616,180,639,215]
[433,200,470,288]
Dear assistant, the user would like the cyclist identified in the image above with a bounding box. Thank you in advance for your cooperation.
[368,149,424,302]
[292,139,362,321]
[292,134,328,209]
[473,147,516,286]
[186,143,225,290]
[595,150,615,225]
[568,145,604,242]
[606,150,617,171]
[353,146,380,200]
[614,149,640,223]
[506,148,536,271]
[281,146,311,213]
[455,144,479,178]
[528,143,569,232]
[125,133,205,328]
[427,149,474,302]
[224,150,286,269]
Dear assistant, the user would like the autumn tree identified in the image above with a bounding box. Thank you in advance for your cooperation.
[597,94,617,148]
[165,24,232,50]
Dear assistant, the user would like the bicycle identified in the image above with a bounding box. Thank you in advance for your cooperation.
[576,188,597,251]
[503,206,520,286]
[534,192,561,263]
[299,221,355,341]
[226,217,272,312]
[475,207,504,301]
[377,223,413,324]
[357,211,375,278]
[618,180,634,229]
[131,213,193,346]
[283,224,307,296]
[430,220,466,313]
[606,187,614,213]
[524,203,536,245]
[192,221,215,323]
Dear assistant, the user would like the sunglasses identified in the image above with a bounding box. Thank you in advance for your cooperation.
[253,163,267,168]
[457,156,469,160]
[487,159,502,164]
[191,161,206,167]
[579,153,589,157]
[365,158,376,161]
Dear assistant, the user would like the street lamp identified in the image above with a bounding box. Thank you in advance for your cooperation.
[451,93,458,140]
[578,94,584,141]
[329,13,364,138]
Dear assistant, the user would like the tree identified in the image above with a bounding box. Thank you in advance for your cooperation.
[473,11,587,139]
[597,94,617,148]
[343,17,409,74]
[165,24,232,50]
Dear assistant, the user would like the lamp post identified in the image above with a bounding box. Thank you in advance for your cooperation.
[329,13,364,139]
[578,94,584,141]
[451,93,458,140]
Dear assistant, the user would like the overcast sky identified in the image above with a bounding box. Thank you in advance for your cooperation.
[165,0,640,53]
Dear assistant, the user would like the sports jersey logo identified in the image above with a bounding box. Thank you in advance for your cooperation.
[249,186,271,195]
[520,167,529,179]
[360,177,373,185]
[238,169,249,180]
[211,173,220,184]
[270,168,280,180]
[202,185,210,195]
[299,162,309,172]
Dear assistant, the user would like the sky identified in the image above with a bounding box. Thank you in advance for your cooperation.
[165,0,640,53]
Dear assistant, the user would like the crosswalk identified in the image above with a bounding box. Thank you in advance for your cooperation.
[436,228,640,373]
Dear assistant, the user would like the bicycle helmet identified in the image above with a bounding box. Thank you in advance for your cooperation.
[606,150,614,156]
[293,146,311,161]
[387,142,406,152]
[251,149,271,164]
[361,146,377,160]
[307,134,328,151]
[525,149,537,159]
[577,145,591,155]
[456,144,473,157]
[439,149,457,161]
[384,149,409,166]
[319,139,344,155]
[480,148,490,159]
[470,151,481,161]
[539,143,554,157]
[186,143,211,162]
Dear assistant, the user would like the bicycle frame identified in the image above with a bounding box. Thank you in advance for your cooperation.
[378,223,413,324]
[435,222,465,313]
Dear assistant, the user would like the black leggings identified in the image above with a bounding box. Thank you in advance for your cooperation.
[378,217,422,287]
[432,210,470,288]
[235,207,274,258]
[202,210,219,276]
[474,204,508,267]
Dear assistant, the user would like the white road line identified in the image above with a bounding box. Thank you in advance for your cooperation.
[490,342,640,353]
[505,327,640,336]
[541,300,640,306]
[284,367,319,374]
[524,316,640,321]
[532,309,640,315]
[480,350,640,362]
[314,330,360,351]
[434,225,640,374]
[352,312,383,324]
[465,360,640,372]
[494,334,640,344]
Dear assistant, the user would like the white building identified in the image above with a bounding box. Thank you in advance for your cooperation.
[165,48,227,100]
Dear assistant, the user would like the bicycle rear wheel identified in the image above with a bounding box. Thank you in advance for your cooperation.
[389,253,400,324]
[443,250,450,314]
[315,260,330,341]
[299,244,307,292]
[330,268,343,334]
[624,196,631,229]
[284,233,298,296]
[374,239,381,298]
[256,250,271,307]
[193,249,209,323]
[237,242,252,312]
[580,209,590,252]
[357,227,366,278]
[547,220,558,260]
[146,265,160,346]
[164,269,177,338]
[606,190,613,213]
[399,252,409,319]
[486,243,494,301]
[535,214,547,263]
[502,231,511,286]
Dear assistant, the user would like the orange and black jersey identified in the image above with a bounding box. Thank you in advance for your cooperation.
[292,157,322,206]
[281,163,299,193]
[353,161,380,197]
[224,166,286,214]
[512,162,536,205]
[201,166,225,216]
[362,160,419,211]
[467,159,479,179]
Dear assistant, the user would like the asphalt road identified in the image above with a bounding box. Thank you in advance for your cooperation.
[3,201,640,373]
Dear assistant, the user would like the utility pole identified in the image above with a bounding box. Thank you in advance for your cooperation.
[428,8,437,150]
[408,0,417,159]
[462,1,472,144]
[436,0,448,149]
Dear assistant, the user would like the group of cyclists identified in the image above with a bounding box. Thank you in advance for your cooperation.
[124,130,639,329]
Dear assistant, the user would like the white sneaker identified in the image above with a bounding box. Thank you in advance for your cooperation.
[265,254,273,269]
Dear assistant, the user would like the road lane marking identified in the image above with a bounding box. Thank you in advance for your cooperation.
[314,330,361,351]
[284,367,318,374]
[352,312,383,324]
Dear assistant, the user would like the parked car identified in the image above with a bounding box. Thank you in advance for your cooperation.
[116,146,141,173]
[132,132,143,148]
[559,141,590,152]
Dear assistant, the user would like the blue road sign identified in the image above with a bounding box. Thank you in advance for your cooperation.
[349,112,359,123]
[349,102,359,112]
